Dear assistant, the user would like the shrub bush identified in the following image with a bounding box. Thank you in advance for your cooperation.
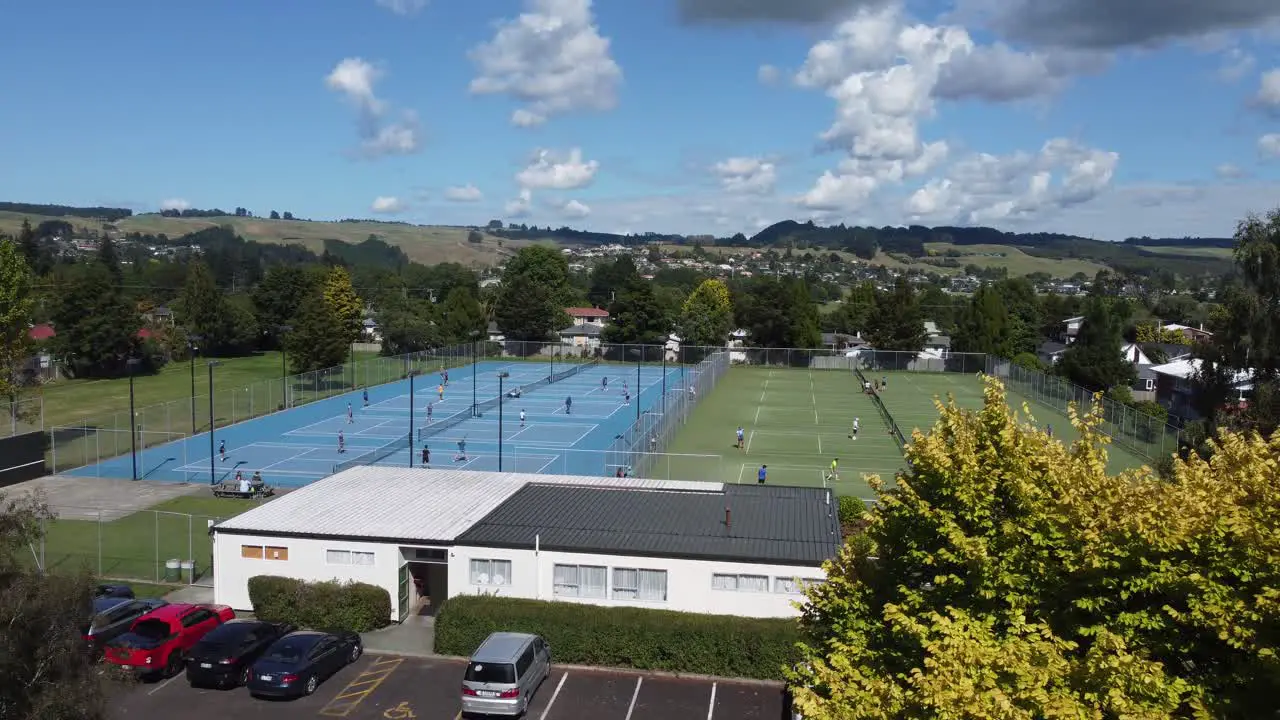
[247,576,392,633]
[434,595,800,680]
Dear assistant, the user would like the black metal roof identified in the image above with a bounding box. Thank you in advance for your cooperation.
[455,483,842,566]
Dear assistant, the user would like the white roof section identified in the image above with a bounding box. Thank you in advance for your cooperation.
[213,466,722,543]
[1149,358,1253,387]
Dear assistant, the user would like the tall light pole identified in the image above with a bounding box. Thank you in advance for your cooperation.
[277,325,292,409]
[497,372,509,471]
[186,334,201,435]
[408,370,418,467]
[636,358,641,423]
[472,346,478,417]
[127,357,141,481]
[207,360,221,486]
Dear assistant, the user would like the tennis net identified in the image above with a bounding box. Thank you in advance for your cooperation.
[415,407,473,444]
[332,432,410,473]
[472,357,601,415]
[856,367,907,451]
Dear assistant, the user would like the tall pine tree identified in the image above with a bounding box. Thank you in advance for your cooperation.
[865,277,926,353]
[1057,295,1135,392]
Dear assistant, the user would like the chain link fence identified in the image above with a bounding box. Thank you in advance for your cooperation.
[28,508,227,586]
[3,395,44,439]
[986,357,1183,462]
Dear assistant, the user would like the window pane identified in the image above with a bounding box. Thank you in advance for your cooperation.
[613,568,638,591]
[470,559,490,584]
[774,577,798,594]
[553,564,578,596]
[326,550,349,565]
[581,566,606,598]
[492,560,511,586]
[353,552,375,566]
[637,570,667,601]
[712,574,737,591]
[740,575,768,592]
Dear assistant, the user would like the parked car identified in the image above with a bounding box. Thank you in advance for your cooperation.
[103,604,235,678]
[460,632,551,717]
[83,599,168,656]
[246,630,363,699]
[185,619,296,689]
[95,583,135,601]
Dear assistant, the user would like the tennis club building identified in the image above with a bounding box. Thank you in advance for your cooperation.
[210,466,841,621]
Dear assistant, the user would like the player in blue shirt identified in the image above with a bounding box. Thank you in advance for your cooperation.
[602,376,608,392]
[564,396,572,415]
[757,464,767,484]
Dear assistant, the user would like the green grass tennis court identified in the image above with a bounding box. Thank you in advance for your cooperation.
[667,366,1154,498]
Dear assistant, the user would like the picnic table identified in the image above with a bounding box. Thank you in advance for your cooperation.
[212,481,274,499]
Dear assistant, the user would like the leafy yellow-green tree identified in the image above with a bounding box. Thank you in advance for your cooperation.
[0,236,34,398]
[678,278,733,348]
[321,266,364,344]
[1134,322,1187,344]
[791,377,1280,719]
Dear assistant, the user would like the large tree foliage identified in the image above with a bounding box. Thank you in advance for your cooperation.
[437,286,486,344]
[588,256,641,308]
[177,261,257,355]
[792,378,1280,718]
[376,297,440,356]
[823,281,876,336]
[1057,295,1136,392]
[1193,208,1280,437]
[0,237,34,397]
[321,266,364,344]
[865,277,926,352]
[2,492,125,720]
[952,284,1011,356]
[252,265,321,343]
[283,289,349,373]
[734,277,821,349]
[603,280,670,346]
[51,265,140,378]
[678,278,733,347]
[495,246,573,341]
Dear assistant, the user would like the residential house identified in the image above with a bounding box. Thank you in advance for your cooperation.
[486,321,505,343]
[1037,341,1069,367]
[1059,316,1085,344]
[558,322,602,353]
[20,324,57,383]
[142,305,174,326]
[728,328,748,363]
[566,307,609,327]
[1150,358,1252,421]
[1161,323,1212,344]
[1121,342,1192,400]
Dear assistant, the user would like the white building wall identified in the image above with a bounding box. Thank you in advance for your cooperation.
[448,545,824,618]
[213,533,404,620]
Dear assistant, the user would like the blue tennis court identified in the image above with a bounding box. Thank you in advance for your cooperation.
[67,360,690,487]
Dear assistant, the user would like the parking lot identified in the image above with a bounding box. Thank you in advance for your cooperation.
[110,654,786,720]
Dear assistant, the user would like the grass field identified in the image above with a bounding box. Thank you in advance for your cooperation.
[922,242,1109,277]
[36,495,270,583]
[1130,245,1234,259]
[0,211,534,267]
[667,366,904,498]
[25,350,377,430]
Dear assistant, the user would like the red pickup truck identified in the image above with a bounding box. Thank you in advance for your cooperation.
[104,603,235,677]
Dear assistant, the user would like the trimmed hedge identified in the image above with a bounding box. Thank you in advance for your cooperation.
[247,576,392,633]
[434,595,800,680]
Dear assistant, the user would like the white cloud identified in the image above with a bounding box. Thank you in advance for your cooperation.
[375,0,427,15]
[159,198,190,211]
[757,64,781,84]
[561,199,591,218]
[325,57,422,158]
[798,171,879,211]
[370,196,407,214]
[1261,134,1280,158]
[712,157,777,194]
[505,189,533,217]
[1216,163,1246,178]
[516,148,599,190]
[444,184,484,202]
[1257,68,1280,111]
[469,0,622,127]
[1218,47,1255,82]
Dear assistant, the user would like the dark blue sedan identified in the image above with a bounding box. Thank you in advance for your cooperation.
[246,630,363,699]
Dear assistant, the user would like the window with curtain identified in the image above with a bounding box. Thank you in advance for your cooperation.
[612,567,667,602]
[775,577,824,594]
[326,549,376,566]
[714,573,767,592]
[553,564,606,598]
[470,558,512,586]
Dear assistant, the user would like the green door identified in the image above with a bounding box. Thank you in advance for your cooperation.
[398,563,411,623]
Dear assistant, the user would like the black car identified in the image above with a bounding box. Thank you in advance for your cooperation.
[83,599,167,655]
[185,619,296,688]
[95,584,135,601]
[246,630,363,699]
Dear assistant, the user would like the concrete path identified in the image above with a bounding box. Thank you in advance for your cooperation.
[2,474,204,520]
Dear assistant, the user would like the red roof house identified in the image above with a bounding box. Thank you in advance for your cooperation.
[28,324,55,340]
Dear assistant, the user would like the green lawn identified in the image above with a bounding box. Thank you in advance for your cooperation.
[877,371,1157,475]
[667,366,903,498]
[38,495,271,584]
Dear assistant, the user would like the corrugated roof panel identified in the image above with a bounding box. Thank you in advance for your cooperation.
[214,467,722,542]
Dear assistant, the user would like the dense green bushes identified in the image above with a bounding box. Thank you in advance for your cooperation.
[247,576,391,633]
[435,595,800,680]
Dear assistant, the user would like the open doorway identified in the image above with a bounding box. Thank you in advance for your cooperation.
[405,561,448,618]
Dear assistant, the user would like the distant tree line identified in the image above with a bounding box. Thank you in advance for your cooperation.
[0,201,132,221]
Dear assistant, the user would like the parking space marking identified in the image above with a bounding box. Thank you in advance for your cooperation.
[624,677,643,720]
[382,701,415,719]
[538,672,569,720]
[318,656,404,717]
[706,683,717,720]
[146,674,181,696]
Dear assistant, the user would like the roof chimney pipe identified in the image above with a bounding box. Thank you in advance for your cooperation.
[724,507,731,530]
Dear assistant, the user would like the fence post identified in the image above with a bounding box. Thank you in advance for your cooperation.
[154,511,160,583]
[97,510,103,577]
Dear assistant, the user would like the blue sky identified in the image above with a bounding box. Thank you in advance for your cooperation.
[1,0,1279,240]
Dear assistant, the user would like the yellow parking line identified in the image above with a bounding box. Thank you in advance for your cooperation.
[318,658,405,717]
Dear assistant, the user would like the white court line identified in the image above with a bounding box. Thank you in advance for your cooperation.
[539,672,570,720]
[260,448,323,472]
[147,673,181,696]
[810,378,820,424]
[706,682,717,720]
[816,433,822,454]
[745,430,754,453]
[736,464,746,484]
[624,677,643,720]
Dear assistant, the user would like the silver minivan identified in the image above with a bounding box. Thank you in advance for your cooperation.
[460,632,551,717]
